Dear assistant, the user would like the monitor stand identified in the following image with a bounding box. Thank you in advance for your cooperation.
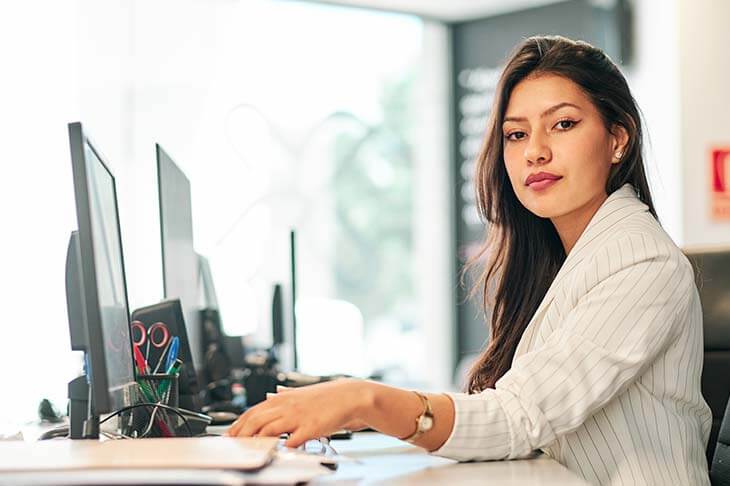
[65,232,100,439]
[67,373,99,439]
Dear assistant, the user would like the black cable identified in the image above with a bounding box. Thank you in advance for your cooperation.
[38,426,70,440]
[99,402,193,437]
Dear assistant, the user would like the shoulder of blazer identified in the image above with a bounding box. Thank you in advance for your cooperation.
[532,184,664,318]
[515,184,692,359]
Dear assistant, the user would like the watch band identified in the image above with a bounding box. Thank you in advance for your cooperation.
[402,391,434,443]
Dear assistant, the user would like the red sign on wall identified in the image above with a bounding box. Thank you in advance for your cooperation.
[711,147,730,221]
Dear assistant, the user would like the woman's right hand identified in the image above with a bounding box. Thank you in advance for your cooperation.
[275,385,368,431]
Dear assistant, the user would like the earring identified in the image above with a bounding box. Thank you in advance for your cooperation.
[613,151,623,162]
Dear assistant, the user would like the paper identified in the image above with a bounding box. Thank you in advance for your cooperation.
[0,437,278,472]
[239,455,334,485]
[0,469,249,486]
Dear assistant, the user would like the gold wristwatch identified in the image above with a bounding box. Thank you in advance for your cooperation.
[403,391,434,443]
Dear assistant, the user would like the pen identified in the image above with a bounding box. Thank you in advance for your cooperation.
[157,359,183,398]
[138,381,156,403]
[166,358,183,376]
[163,337,180,374]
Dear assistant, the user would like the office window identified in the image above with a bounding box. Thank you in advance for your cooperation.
[163,2,432,384]
[126,0,456,388]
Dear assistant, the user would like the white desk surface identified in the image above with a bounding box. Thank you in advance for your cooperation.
[4,424,588,485]
[318,432,589,485]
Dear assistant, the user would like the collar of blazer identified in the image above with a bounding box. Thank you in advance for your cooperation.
[514,183,650,358]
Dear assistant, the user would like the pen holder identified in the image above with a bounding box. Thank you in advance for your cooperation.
[137,373,179,409]
[130,373,180,438]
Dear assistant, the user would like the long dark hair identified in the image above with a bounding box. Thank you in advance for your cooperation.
[466,35,657,393]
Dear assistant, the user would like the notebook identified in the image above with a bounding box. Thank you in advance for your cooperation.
[0,436,278,472]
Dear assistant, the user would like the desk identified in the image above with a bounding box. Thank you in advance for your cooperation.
[4,425,588,485]
[319,432,589,485]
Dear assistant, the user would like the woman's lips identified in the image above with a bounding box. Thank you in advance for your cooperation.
[527,176,563,191]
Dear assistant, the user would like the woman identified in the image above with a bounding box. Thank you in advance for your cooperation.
[228,36,712,485]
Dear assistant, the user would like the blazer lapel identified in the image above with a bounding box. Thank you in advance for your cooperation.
[514,183,650,358]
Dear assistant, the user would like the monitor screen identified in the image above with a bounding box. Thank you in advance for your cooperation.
[157,144,203,370]
[68,122,136,413]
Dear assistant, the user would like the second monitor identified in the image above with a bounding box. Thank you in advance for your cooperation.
[157,144,204,371]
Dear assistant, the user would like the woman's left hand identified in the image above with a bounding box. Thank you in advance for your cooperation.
[225,378,373,447]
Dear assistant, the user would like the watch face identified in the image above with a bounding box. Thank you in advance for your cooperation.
[420,415,434,431]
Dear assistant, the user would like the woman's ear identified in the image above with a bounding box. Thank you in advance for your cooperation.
[610,124,630,164]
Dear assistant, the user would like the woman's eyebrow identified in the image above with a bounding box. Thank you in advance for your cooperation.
[503,102,582,124]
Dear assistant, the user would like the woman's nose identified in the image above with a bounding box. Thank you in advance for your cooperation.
[524,132,552,165]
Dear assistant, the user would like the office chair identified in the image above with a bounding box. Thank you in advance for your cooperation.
[703,340,730,465]
[711,396,730,485]
[684,249,730,464]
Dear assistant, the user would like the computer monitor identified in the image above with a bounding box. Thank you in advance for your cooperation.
[67,121,137,416]
[289,230,299,370]
[130,299,204,417]
[157,144,203,370]
[267,231,299,372]
[199,255,219,311]
[272,283,285,347]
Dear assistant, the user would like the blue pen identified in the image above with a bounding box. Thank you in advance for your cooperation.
[164,337,180,374]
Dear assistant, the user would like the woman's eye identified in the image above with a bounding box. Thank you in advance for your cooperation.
[505,131,526,141]
[555,120,576,130]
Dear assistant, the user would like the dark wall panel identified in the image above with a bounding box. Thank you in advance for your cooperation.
[450,0,630,369]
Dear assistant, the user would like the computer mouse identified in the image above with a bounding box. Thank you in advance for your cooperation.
[207,411,239,425]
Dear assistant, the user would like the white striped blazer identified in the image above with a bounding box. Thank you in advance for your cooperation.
[434,184,712,485]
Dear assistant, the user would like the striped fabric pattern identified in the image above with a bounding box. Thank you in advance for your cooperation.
[434,184,712,485]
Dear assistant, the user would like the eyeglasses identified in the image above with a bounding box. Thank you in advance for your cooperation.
[301,436,338,457]
[278,435,340,470]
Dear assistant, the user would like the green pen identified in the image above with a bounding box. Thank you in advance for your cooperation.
[157,359,183,398]
[138,380,157,403]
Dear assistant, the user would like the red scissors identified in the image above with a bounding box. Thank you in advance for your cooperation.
[130,321,171,372]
